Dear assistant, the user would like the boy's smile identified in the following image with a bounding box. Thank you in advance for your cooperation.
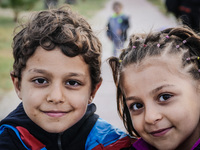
[123,55,200,150]
[13,46,94,133]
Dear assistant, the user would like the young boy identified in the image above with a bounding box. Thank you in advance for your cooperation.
[106,1,129,56]
[0,6,131,150]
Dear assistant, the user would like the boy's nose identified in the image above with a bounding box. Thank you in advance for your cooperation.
[46,84,64,104]
[144,105,162,125]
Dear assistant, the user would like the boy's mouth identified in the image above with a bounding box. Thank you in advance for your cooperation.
[43,111,68,118]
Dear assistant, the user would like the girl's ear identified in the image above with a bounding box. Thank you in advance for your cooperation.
[89,79,102,103]
[10,72,22,100]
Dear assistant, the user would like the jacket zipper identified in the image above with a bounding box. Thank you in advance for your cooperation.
[58,133,63,150]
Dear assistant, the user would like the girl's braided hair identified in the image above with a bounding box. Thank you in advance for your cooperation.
[108,26,200,137]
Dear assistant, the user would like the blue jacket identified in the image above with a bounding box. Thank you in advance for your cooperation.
[107,13,129,43]
[0,103,131,150]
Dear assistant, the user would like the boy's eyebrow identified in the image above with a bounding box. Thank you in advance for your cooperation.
[67,72,86,77]
[28,68,86,77]
[125,84,174,101]
[28,68,49,74]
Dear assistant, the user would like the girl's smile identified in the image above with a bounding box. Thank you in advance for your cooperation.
[149,126,173,137]
[123,55,200,150]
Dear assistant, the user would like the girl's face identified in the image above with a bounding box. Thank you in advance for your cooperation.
[13,46,100,133]
[122,55,200,150]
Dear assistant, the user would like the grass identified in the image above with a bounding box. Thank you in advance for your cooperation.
[0,0,108,93]
[147,0,168,15]
[0,16,16,92]
[34,0,108,18]
[70,0,108,18]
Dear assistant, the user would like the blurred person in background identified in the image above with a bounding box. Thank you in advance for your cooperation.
[106,1,129,56]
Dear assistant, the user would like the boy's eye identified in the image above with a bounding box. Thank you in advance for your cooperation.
[159,94,172,102]
[130,103,143,111]
[33,78,48,85]
[66,80,80,86]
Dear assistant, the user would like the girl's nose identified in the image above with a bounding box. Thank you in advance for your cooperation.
[46,83,64,104]
[144,105,162,125]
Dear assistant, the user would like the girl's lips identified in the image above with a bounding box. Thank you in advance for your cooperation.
[150,127,173,137]
[44,111,67,118]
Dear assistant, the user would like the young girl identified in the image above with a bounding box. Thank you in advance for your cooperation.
[0,6,131,150]
[108,27,200,150]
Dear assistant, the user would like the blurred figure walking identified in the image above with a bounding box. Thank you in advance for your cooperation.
[106,1,129,56]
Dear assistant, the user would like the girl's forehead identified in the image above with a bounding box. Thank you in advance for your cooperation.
[123,54,185,76]
[121,54,197,92]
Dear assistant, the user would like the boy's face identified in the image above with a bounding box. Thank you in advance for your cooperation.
[13,46,97,133]
[114,5,122,14]
[123,55,200,149]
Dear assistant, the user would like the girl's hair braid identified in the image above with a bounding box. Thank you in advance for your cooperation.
[108,26,200,137]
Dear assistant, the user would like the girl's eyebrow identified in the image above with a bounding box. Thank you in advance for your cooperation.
[150,84,174,95]
[126,96,141,101]
[125,84,174,101]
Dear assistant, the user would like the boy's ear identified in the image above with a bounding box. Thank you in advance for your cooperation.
[89,79,102,103]
[10,72,22,100]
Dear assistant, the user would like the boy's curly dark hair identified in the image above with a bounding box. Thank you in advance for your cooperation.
[108,26,200,137]
[12,6,102,90]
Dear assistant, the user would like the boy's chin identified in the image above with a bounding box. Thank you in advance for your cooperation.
[42,125,71,133]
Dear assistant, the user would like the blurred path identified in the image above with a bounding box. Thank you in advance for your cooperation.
[89,0,177,131]
[0,0,177,131]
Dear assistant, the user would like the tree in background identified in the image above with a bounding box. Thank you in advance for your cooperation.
[65,0,77,4]
[0,0,38,22]
[44,0,58,9]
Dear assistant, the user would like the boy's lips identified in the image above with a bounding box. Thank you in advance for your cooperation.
[43,110,69,118]
[149,126,173,137]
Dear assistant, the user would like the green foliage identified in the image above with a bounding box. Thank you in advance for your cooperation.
[0,0,39,21]
[0,55,13,91]
[0,0,108,92]
[147,0,168,15]
[70,0,108,18]
[0,0,38,10]
[0,17,14,91]
[33,0,108,18]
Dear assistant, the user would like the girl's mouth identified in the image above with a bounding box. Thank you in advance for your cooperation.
[150,126,173,137]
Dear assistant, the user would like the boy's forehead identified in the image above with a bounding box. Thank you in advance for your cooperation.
[24,46,89,72]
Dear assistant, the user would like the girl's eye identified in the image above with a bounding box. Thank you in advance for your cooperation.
[130,103,143,111]
[159,94,172,102]
[66,80,80,86]
[33,78,48,85]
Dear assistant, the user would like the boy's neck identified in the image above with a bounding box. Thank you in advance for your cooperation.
[113,12,122,17]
